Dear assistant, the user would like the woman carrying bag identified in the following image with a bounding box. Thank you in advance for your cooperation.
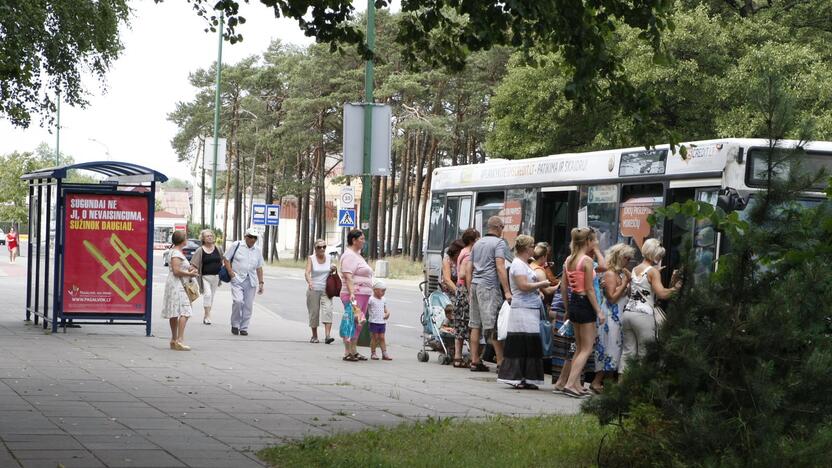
[190,229,224,325]
[305,239,337,344]
[162,230,199,351]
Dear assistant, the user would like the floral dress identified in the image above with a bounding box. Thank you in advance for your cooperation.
[595,271,628,372]
[161,249,193,319]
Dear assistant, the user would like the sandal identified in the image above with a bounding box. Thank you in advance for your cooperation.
[563,388,590,399]
[343,354,358,361]
[370,353,379,360]
[354,353,368,361]
[382,355,392,361]
[310,337,319,343]
[453,358,466,368]
[470,362,489,372]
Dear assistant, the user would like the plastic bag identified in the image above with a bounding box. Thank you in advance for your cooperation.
[339,302,356,338]
[496,300,511,341]
[558,319,574,338]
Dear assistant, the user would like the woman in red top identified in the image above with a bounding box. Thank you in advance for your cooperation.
[6,227,19,264]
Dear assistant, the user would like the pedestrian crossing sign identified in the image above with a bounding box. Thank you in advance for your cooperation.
[338,209,356,228]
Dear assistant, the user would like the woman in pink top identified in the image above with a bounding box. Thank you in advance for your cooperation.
[559,228,606,398]
[340,229,374,361]
[453,228,479,367]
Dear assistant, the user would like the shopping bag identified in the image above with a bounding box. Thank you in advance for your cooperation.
[496,300,511,341]
[339,302,356,338]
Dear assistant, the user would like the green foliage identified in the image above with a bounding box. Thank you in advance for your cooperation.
[0,1,130,127]
[486,3,832,158]
[257,415,609,467]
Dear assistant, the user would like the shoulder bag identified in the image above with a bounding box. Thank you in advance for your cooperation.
[181,277,200,303]
[218,242,241,283]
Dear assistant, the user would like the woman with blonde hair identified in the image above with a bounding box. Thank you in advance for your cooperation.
[589,243,635,393]
[558,228,606,398]
[305,239,336,344]
[497,235,550,389]
[190,229,224,325]
[620,238,681,372]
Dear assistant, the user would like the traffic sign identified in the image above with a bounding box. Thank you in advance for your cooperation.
[252,203,266,225]
[266,204,280,226]
[339,186,355,209]
[338,209,356,228]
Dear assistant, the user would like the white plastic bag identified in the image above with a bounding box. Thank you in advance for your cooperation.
[496,300,511,341]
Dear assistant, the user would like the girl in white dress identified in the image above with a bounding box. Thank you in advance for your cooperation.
[162,230,198,350]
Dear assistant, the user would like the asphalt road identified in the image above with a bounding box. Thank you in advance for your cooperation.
[151,252,432,355]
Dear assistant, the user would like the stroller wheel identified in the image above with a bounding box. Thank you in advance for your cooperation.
[417,351,429,362]
[438,353,447,364]
[439,355,452,365]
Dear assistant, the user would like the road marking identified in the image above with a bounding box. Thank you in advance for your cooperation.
[393,324,416,329]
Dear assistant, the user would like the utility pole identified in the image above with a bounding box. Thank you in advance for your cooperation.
[210,13,224,230]
[55,96,61,165]
[359,0,376,253]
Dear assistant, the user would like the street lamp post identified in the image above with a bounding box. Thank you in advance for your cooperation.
[210,13,224,231]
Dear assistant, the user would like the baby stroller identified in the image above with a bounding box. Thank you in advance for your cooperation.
[417,281,455,365]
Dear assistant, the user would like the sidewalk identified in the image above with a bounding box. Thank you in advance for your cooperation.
[0,267,579,468]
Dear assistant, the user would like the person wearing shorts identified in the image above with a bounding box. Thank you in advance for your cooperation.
[468,216,511,372]
[368,280,391,360]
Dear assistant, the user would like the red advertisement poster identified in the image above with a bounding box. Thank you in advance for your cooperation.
[63,193,149,314]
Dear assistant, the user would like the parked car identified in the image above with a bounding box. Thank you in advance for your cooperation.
[0,228,5,246]
[183,238,201,261]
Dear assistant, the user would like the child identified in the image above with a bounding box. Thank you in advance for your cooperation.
[368,279,391,360]
[440,304,455,334]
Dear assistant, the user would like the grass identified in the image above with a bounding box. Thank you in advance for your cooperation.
[270,255,425,281]
[257,414,609,468]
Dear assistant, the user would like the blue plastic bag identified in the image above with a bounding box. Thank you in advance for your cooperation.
[339,302,355,338]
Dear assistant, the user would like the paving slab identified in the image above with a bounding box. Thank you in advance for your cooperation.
[0,260,580,467]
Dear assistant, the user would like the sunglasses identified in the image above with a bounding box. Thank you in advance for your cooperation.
[315,245,326,249]
[245,235,257,239]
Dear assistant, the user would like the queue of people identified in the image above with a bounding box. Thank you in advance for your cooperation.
[441,216,682,397]
[160,221,681,396]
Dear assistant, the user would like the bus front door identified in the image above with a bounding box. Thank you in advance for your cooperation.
[535,189,578,271]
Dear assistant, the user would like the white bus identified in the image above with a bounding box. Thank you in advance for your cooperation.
[423,138,832,291]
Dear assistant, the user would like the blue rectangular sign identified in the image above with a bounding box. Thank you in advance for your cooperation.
[252,203,266,225]
[266,204,280,226]
[338,209,356,228]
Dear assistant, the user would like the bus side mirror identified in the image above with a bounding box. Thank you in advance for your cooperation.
[717,187,747,212]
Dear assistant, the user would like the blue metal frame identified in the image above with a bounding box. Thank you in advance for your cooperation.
[55,187,154,336]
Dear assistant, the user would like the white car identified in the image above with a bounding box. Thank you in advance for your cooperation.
[0,228,5,246]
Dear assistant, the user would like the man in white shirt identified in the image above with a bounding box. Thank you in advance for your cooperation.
[223,227,265,336]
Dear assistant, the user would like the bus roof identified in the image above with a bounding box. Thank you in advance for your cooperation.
[431,138,832,192]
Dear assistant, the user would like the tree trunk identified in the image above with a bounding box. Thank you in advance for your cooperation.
[414,139,438,261]
[409,131,428,258]
[385,146,397,255]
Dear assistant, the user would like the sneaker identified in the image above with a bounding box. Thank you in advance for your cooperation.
[239,330,248,336]
[231,327,239,335]
[325,337,335,344]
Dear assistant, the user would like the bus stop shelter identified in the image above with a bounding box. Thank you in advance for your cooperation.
[21,162,168,335]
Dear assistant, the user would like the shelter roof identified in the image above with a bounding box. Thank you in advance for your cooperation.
[21,161,168,183]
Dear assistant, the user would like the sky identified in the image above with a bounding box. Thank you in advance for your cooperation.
[0,1,323,179]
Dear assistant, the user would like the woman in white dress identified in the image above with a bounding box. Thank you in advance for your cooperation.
[162,230,198,351]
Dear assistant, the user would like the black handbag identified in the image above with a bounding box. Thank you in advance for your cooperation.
[218,242,240,283]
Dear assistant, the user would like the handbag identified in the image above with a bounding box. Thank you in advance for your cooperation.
[325,270,342,299]
[218,242,241,283]
[181,278,200,303]
[539,306,555,358]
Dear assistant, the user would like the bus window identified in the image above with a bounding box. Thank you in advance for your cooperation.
[458,197,472,237]
[580,184,619,252]
[445,197,460,247]
[475,191,505,234]
[747,148,831,190]
[427,193,446,251]
[618,184,664,253]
